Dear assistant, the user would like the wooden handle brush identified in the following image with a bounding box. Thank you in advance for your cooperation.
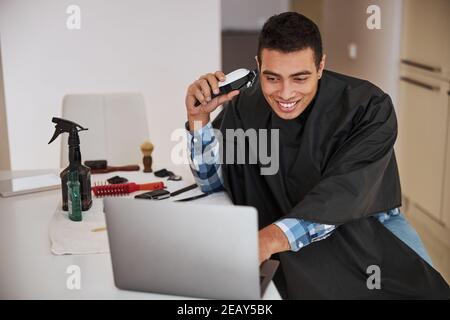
[85,160,140,174]
[90,165,140,174]
[92,181,165,197]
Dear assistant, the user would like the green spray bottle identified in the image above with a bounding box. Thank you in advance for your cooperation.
[67,169,82,221]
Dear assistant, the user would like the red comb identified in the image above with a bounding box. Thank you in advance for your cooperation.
[92,181,165,197]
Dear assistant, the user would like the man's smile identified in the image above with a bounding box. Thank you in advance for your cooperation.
[275,98,303,113]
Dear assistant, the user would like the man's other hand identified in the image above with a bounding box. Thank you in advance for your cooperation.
[258,224,290,265]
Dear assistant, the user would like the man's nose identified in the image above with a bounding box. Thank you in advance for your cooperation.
[279,82,295,100]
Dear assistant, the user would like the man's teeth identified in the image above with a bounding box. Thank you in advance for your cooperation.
[279,101,297,109]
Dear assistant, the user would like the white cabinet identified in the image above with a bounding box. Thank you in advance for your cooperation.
[398,0,450,244]
[401,0,450,79]
[442,93,450,228]
[397,70,450,223]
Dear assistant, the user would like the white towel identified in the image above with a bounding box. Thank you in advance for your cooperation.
[49,199,109,255]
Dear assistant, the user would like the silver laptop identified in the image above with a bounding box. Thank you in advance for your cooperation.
[103,198,279,299]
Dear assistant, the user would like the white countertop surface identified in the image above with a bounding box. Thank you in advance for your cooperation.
[0,169,281,300]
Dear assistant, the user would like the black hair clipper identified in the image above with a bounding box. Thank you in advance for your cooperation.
[194,68,256,106]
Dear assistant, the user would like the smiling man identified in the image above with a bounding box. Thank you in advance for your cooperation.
[184,12,449,299]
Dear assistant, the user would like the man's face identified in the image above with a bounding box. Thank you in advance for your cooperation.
[257,48,325,120]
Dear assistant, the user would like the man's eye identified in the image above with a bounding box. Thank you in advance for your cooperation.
[294,78,308,82]
[267,77,278,81]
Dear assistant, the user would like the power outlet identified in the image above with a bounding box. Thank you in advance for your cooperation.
[348,43,358,59]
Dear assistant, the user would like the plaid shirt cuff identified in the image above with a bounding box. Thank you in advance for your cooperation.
[186,122,224,193]
[275,218,336,252]
[375,207,400,223]
[186,121,215,144]
[275,207,401,252]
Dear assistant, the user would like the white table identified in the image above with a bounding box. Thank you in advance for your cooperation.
[0,169,281,300]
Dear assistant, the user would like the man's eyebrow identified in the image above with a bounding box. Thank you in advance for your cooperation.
[290,71,312,77]
[262,70,312,77]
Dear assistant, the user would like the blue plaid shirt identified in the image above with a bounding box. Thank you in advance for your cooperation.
[187,122,400,252]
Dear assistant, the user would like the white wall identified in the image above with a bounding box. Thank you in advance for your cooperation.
[321,0,403,106]
[0,0,221,170]
[221,0,290,30]
[0,47,11,170]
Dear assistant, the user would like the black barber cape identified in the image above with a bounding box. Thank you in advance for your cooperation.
[212,70,450,299]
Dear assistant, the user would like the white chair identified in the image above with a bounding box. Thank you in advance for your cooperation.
[60,93,149,167]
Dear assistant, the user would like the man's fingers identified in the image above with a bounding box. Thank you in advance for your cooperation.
[202,73,220,95]
[216,90,239,105]
[227,90,240,99]
[191,86,206,106]
[185,92,197,109]
[197,79,212,103]
[215,71,226,81]
[203,99,222,113]
[203,90,239,113]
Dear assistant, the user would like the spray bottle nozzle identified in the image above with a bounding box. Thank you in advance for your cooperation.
[48,117,88,145]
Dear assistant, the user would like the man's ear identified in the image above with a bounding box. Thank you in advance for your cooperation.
[319,54,326,74]
[255,55,260,70]
[318,54,326,78]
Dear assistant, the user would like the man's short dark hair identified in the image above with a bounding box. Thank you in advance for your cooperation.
[257,12,323,69]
